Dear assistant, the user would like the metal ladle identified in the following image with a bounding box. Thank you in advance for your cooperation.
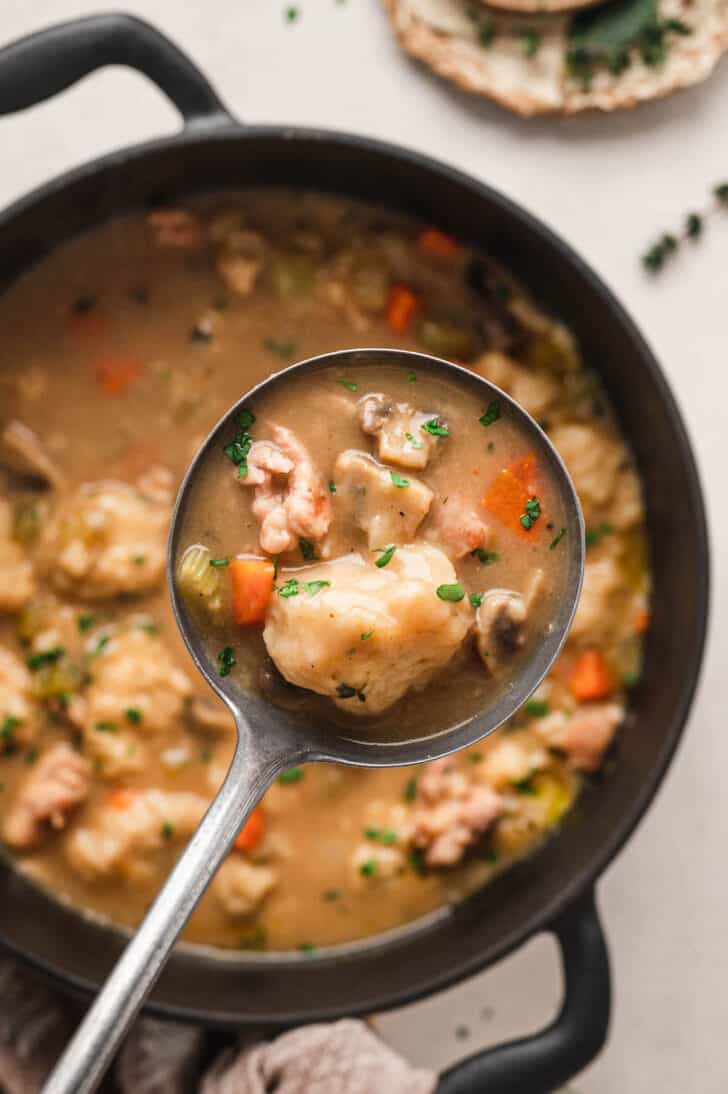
[44,349,584,1094]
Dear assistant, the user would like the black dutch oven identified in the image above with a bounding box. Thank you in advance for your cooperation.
[0,15,709,1093]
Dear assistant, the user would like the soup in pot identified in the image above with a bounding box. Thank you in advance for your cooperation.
[0,192,648,950]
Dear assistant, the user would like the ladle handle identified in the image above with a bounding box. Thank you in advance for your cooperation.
[42,716,291,1094]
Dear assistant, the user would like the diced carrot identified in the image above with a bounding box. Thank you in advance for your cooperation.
[234,805,265,852]
[483,453,541,538]
[634,608,650,634]
[386,284,420,334]
[107,788,138,811]
[568,649,615,702]
[94,355,143,395]
[417,226,460,258]
[230,557,275,625]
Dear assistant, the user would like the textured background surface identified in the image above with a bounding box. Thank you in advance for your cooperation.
[0,2,724,1089]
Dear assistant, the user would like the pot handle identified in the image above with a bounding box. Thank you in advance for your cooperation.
[0,13,232,126]
[437,889,610,1094]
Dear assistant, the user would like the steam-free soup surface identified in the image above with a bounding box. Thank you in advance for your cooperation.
[177,361,570,742]
[0,192,648,951]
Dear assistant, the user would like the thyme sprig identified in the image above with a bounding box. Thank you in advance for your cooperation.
[642,183,728,273]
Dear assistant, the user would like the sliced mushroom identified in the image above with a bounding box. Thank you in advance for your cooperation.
[1,421,65,490]
[475,570,544,673]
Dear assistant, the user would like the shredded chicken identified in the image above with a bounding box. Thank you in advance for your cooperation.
[426,494,492,560]
[333,450,433,548]
[3,744,91,849]
[214,228,267,298]
[357,393,441,470]
[0,498,35,613]
[536,702,624,772]
[473,352,559,421]
[412,758,502,867]
[211,857,277,918]
[549,423,643,530]
[239,426,332,555]
[1,420,65,490]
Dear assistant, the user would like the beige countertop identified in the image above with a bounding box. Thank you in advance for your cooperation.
[0,2,724,1089]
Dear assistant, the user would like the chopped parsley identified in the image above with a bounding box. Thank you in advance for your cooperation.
[223,410,255,479]
[277,578,331,598]
[217,646,236,677]
[405,431,424,449]
[359,858,377,877]
[408,848,427,876]
[239,924,267,951]
[469,592,484,609]
[27,647,64,671]
[374,545,396,568]
[77,614,96,634]
[298,943,317,955]
[549,528,567,550]
[467,752,483,763]
[302,580,330,596]
[94,721,117,733]
[390,470,409,488]
[337,379,358,392]
[520,497,541,531]
[407,370,417,383]
[89,634,110,657]
[360,631,374,641]
[479,400,501,428]
[263,336,296,359]
[512,773,538,795]
[525,700,550,718]
[585,522,613,547]
[132,554,146,566]
[278,767,304,785]
[336,682,366,702]
[25,748,38,766]
[519,29,541,56]
[125,707,142,724]
[322,889,341,902]
[421,418,449,437]
[277,578,300,598]
[328,480,337,494]
[209,557,230,567]
[161,821,174,839]
[404,776,418,802]
[0,717,20,754]
[284,5,299,22]
[436,582,465,602]
[480,849,499,864]
[471,548,499,565]
[299,537,317,561]
[365,827,398,845]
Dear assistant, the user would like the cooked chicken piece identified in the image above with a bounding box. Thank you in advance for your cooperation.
[357,393,441,470]
[239,426,332,555]
[536,702,623,772]
[65,788,208,883]
[3,744,91,849]
[210,857,277,918]
[76,629,192,778]
[550,423,643,530]
[0,498,35,613]
[412,758,502,867]
[215,228,267,298]
[473,352,559,421]
[425,494,492,560]
[333,450,433,548]
[187,695,234,735]
[1,420,65,490]
[0,645,38,748]
[39,477,171,599]
[135,465,174,506]
[350,842,406,888]
[475,570,544,673]
[570,554,623,645]
[146,208,202,248]
[263,545,470,716]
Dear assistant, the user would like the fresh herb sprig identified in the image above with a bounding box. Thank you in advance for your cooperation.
[642,183,728,273]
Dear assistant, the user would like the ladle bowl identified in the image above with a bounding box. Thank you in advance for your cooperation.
[44,348,584,1094]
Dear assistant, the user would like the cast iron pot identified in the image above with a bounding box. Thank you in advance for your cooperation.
[0,15,709,1093]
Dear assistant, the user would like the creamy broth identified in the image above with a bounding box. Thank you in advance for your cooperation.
[0,191,649,950]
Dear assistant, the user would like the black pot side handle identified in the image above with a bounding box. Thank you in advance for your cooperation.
[438,889,611,1094]
[0,12,232,126]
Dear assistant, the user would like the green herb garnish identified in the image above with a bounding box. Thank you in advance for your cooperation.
[360,631,374,641]
[209,557,230,567]
[481,849,499,864]
[365,827,398,845]
[405,431,424,449]
[404,776,417,802]
[24,748,38,766]
[302,580,330,596]
[27,647,64,671]
[519,29,541,56]
[549,528,566,550]
[285,6,300,22]
[278,578,300,598]
[374,545,396,568]
[337,379,358,392]
[479,401,501,428]
[94,721,117,733]
[217,646,236,677]
[585,522,613,547]
[436,582,465,602]
[239,924,267,951]
[520,497,541,531]
[469,592,484,609]
[408,848,427,876]
[471,548,499,565]
[77,614,96,634]
[125,707,142,724]
[467,752,483,764]
[299,537,317,561]
[390,470,409,488]
[279,767,304,784]
[407,370,417,383]
[298,943,317,954]
[512,773,538,795]
[328,480,337,494]
[161,821,174,839]
[322,889,341,902]
[224,411,255,478]
[263,336,296,359]
[525,700,549,718]
[421,418,449,437]
[359,858,377,877]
